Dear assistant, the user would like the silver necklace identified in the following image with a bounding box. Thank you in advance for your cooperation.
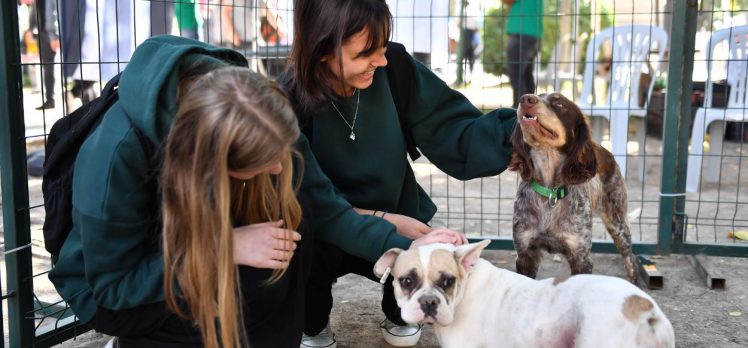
[330,88,360,141]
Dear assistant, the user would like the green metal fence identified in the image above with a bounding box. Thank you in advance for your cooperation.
[1,0,747,346]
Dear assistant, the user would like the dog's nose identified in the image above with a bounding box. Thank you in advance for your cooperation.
[419,295,440,317]
[520,94,539,108]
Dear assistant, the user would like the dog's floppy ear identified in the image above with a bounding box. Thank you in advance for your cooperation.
[508,124,535,182]
[374,248,403,278]
[560,113,597,185]
[454,240,491,273]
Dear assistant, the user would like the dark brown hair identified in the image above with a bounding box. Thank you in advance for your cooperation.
[278,0,391,115]
[558,107,597,185]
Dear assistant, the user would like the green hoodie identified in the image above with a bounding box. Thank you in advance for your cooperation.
[304,50,517,235]
[48,35,410,323]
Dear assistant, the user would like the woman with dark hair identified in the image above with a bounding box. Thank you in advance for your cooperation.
[279,1,517,347]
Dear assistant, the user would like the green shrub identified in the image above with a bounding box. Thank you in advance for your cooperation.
[482,5,510,78]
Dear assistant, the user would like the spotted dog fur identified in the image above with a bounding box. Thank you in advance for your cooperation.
[509,93,640,284]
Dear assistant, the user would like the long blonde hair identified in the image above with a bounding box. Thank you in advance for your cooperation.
[162,67,301,348]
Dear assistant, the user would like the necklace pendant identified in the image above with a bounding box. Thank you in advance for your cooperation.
[349,131,356,141]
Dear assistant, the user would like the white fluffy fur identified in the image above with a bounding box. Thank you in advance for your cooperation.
[375,241,675,348]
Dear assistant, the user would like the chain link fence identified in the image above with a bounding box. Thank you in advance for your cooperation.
[1,0,746,346]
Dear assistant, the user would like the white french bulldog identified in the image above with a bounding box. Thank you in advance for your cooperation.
[374,240,675,348]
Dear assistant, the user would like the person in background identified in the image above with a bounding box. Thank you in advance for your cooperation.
[175,0,200,40]
[386,0,450,72]
[201,1,273,50]
[59,0,160,106]
[460,0,481,82]
[28,0,59,110]
[279,1,516,347]
[150,0,174,36]
[504,0,543,107]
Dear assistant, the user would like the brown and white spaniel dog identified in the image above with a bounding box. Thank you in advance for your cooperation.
[509,93,640,285]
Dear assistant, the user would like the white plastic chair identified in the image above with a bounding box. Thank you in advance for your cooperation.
[576,25,669,179]
[536,33,588,96]
[686,25,748,192]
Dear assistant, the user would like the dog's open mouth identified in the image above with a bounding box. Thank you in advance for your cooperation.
[521,114,558,139]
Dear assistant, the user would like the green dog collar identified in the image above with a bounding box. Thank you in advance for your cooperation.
[530,179,568,204]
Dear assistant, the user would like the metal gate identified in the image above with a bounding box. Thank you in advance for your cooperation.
[1,0,746,346]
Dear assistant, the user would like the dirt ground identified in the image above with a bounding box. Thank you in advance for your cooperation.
[48,249,747,348]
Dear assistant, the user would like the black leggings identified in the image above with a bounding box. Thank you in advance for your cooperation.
[92,199,314,348]
[92,262,310,348]
[91,302,201,348]
[304,241,404,336]
[507,34,541,107]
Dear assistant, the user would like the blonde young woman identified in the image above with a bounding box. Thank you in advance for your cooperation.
[161,66,306,348]
[49,37,307,348]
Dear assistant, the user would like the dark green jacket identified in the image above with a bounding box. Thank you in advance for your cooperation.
[306,53,517,239]
[48,35,409,323]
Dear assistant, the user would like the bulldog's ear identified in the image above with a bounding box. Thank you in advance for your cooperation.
[374,248,403,278]
[455,240,491,272]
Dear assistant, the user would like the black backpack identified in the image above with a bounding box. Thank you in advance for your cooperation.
[42,72,156,263]
[384,42,421,161]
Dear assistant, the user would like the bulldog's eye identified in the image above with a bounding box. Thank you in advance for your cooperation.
[554,102,565,109]
[399,277,414,289]
[439,276,455,290]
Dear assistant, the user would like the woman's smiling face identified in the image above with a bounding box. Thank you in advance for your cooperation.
[323,28,388,96]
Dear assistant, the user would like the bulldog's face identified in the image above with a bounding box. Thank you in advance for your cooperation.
[373,240,490,326]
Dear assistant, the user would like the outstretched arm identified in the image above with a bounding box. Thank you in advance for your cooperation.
[295,135,467,261]
[392,54,518,180]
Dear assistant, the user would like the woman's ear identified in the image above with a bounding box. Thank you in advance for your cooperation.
[508,125,535,182]
[321,49,338,63]
[560,116,597,185]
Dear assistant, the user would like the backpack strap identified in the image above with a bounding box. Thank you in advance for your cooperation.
[385,42,421,161]
[122,112,158,170]
[44,72,122,175]
[123,111,161,242]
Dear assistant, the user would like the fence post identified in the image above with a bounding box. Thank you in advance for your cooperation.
[0,1,36,347]
[659,0,698,255]
[672,0,699,253]
[454,0,467,85]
